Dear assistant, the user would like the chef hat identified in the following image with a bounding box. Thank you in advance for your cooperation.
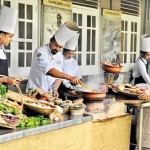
[141,34,150,53]
[64,33,79,50]
[54,21,79,46]
[0,6,18,34]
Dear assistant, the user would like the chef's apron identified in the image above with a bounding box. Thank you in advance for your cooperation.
[0,58,8,76]
[134,57,149,84]
[0,47,8,86]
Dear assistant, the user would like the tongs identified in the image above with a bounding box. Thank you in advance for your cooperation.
[79,83,96,92]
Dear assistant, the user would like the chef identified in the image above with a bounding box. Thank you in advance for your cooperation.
[55,32,83,99]
[26,21,83,92]
[0,6,20,86]
[132,34,150,87]
[62,32,82,89]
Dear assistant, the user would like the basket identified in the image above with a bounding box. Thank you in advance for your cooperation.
[24,102,55,115]
[7,90,55,115]
[0,113,22,129]
[0,99,23,129]
[0,83,24,129]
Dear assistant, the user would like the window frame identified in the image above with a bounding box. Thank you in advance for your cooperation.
[72,5,100,75]
[121,14,141,71]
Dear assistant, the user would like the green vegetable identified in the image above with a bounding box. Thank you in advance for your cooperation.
[13,107,17,115]
[27,88,36,96]
[17,115,50,128]
[0,84,7,99]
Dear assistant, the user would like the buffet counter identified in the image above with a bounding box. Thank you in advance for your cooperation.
[0,114,92,143]
[0,114,132,150]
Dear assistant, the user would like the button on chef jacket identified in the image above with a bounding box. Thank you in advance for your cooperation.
[62,57,82,79]
[132,56,150,86]
[26,44,63,92]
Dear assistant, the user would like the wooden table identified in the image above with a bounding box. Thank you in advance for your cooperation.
[116,98,150,150]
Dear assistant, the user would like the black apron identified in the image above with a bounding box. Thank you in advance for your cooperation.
[0,58,8,76]
[134,57,149,85]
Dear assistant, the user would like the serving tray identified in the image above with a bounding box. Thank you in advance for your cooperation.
[116,89,139,99]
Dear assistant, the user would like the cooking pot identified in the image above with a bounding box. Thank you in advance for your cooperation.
[79,90,106,101]
[101,62,123,73]
[74,84,107,101]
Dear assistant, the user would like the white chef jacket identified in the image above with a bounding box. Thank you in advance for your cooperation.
[132,57,150,86]
[62,57,82,79]
[0,45,6,60]
[26,44,63,92]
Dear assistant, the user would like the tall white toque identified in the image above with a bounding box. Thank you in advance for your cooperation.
[0,6,18,34]
[64,33,79,50]
[141,34,150,53]
[54,21,79,46]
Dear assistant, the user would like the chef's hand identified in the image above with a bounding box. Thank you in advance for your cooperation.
[53,89,59,98]
[138,89,150,100]
[5,77,20,86]
[68,76,83,85]
[13,77,22,84]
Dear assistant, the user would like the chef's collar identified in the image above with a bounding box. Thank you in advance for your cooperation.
[48,44,55,59]
[140,56,148,64]
[63,55,68,60]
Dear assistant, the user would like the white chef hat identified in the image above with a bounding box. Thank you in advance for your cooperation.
[64,33,79,50]
[0,6,18,34]
[141,34,150,53]
[54,21,79,46]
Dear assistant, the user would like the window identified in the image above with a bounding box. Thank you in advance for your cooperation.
[18,3,33,67]
[121,14,140,71]
[72,5,100,75]
[2,0,38,78]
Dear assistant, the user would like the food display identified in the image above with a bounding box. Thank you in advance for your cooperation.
[17,115,50,128]
[0,99,23,129]
[70,103,86,116]
[111,83,143,99]
[59,100,72,114]
[26,88,53,100]
[113,83,142,94]
[7,90,56,115]
[0,83,7,99]
[0,83,23,129]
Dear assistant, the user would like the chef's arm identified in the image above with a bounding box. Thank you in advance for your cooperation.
[47,68,83,85]
[140,68,150,86]
[0,76,19,85]
[52,79,63,98]
[53,79,63,91]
